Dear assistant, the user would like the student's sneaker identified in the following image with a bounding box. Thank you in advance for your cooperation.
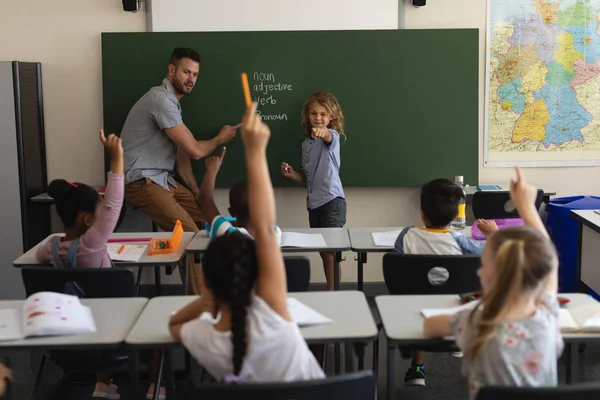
[404,365,426,387]
[450,350,464,358]
[146,385,166,400]
[92,382,120,400]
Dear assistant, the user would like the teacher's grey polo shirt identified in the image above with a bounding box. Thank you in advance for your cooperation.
[121,78,183,190]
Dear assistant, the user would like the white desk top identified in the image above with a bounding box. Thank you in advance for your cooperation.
[13,232,196,267]
[464,186,556,196]
[376,293,600,344]
[186,228,351,253]
[126,291,377,347]
[0,298,147,349]
[571,210,600,232]
[349,226,474,253]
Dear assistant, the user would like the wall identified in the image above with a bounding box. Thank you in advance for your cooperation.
[0,0,146,185]
[3,0,597,287]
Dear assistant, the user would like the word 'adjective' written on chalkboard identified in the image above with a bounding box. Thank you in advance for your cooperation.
[251,72,293,121]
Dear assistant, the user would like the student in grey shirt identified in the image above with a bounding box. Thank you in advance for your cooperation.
[121,47,240,234]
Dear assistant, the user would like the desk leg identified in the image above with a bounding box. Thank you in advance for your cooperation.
[128,350,139,400]
[154,266,162,296]
[334,252,341,291]
[165,350,176,400]
[335,343,341,374]
[153,351,164,400]
[387,344,396,400]
[182,259,189,296]
[354,343,365,370]
[345,343,354,373]
[135,267,143,296]
[357,252,367,291]
[566,342,579,384]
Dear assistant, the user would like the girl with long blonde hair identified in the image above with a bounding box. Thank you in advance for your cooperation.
[424,168,562,399]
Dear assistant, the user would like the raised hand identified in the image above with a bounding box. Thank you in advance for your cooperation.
[241,103,270,152]
[205,146,227,173]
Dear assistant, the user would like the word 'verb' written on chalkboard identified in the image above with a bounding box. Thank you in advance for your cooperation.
[251,72,293,121]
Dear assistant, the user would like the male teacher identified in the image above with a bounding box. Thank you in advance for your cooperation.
[120,48,239,294]
[121,47,240,233]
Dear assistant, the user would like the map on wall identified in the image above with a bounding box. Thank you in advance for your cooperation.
[485,0,600,166]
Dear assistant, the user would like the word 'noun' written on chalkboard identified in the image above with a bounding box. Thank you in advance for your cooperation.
[252,72,293,121]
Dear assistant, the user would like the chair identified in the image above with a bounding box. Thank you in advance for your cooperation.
[21,268,136,400]
[472,189,544,220]
[375,254,481,373]
[477,383,600,400]
[186,370,376,400]
[284,256,311,292]
[382,253,481,295]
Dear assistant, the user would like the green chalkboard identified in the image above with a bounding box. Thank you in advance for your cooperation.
[102,30,478,187]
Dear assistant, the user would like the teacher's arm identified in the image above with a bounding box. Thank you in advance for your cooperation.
[165,123,240,160]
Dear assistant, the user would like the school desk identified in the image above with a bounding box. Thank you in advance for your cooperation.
[12,232,196,295]
[571,210,600,296]
[349,226,474,291]
[0,297,147,399]
[375,293,600,400]
[186,228,351,290]
[125,291,377,377]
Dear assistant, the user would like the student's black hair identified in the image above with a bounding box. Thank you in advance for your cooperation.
[229,180,249,226]
[170,48,201,66]
[47,180,101,228]
[420,178,465,228]
[202,231,258,376]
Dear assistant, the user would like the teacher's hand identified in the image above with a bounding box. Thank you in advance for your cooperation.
[217,123,242,144]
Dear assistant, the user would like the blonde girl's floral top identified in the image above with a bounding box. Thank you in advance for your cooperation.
[451,294,564,399]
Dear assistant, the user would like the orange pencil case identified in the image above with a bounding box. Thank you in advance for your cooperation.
[147,220,183,255]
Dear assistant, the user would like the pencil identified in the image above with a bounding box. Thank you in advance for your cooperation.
[117,245,125,254]
[241,72,252,109]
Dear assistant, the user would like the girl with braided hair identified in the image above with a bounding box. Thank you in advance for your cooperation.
[169,103,325,383]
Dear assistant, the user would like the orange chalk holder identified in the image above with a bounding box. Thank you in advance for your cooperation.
[147,220,183,255]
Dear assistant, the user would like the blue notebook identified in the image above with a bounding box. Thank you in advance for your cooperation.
[477,185,502,191]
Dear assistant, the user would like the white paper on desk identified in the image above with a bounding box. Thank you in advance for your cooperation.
[371,230,402,247]
[0,309,23,341]
[281,232,327,248]
[558,309,579,332]
[287,298,332,326]
[106,244,147,262]
[420,300,479,319]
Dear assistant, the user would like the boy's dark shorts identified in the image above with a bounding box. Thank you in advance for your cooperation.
[308,197,347,228]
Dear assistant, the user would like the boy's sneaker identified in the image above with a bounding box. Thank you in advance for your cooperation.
[450,350,463,358]
[92,382,120,400]
[404,365,426,386]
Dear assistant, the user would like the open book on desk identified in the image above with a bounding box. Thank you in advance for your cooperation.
[281,232,327,248]
[372,230,402,247]
[420,300,480,319]
[0,292,96,342]
[106,243,147,262]
[287,298,332,326]
[559,303,600,333]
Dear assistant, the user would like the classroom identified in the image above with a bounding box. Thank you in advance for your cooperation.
[2,0,600,399]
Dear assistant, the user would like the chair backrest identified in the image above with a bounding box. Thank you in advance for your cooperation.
[472,189,543,220]
[186,371,375,400]
[477,383,600,400]
[284,256,311,292]
[21,267,136,298]
[383,253,481,295]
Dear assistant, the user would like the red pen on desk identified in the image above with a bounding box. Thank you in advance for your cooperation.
[117,245,125,254]
[107,238,152,243]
